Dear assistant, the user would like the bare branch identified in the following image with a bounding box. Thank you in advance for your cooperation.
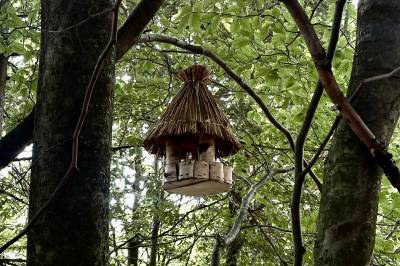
[224,167,292,245]
[210,168,293,266]
[350,65,400,103]
[298,115,340,179]
[116,0,164,59]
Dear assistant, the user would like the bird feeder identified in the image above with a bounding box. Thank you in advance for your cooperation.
[143,65,241,196]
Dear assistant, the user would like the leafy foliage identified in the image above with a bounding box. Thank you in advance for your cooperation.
[0,0,399,265]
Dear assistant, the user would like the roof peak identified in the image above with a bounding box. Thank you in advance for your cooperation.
[177,65,210,83]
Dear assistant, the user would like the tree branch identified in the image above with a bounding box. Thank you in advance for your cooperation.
[298,115,340,179]
[210,167,293,266]
[281,0,400,192]
[291,1,346,265]
[115,0,164,59]
[224,167,292,245]
[0,110,34,168]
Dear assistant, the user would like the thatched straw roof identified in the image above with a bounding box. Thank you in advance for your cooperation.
[143,65,240,157]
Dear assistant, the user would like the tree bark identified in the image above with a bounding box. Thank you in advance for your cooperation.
[0,0,8,133]
[27,0,114,265]
[149,158,161,266]
[0,54,6,132]
[225,235,244,266]
[128,149,144,266]
[149,216,160,266]
[127,235,139,266]
[314,1,400,265]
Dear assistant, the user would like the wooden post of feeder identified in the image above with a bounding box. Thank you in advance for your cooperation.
[178,159,194,180]
[198,136,215,162]
[223,165,233,184]
[194,160,209,179]
[165,140,180,182]
[210,161,224,182]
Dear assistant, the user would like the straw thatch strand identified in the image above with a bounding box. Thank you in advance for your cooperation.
[144,65,240,157]
[177,64,210,83]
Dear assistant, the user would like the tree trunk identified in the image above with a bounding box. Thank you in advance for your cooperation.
[0,54,6,133]
[127,235,140,266]
[149,215,160,266]
[27,0,114,265]
[149,158,161,266]
[314,1,400,265]
[0,0,7,133]
[225,235,244,266]
[210,239,221,266]
[128,149,144,266]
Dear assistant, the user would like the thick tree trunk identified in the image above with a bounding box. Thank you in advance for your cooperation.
[314,1,400,265]
[27,0,114,265]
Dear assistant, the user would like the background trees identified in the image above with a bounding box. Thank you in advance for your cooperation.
[0,0,399,265]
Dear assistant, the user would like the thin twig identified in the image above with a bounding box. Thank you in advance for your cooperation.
[0,0,123,255]
[109,195,228,254]
[298,115,340,179]
[349,65,400,103]
[45,8,114,33]
[248,212,288,265]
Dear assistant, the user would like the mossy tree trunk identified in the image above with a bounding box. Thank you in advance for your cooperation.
[314,1,400,265]
[27,0,114,265]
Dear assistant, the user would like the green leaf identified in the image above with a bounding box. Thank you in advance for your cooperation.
[234,36,250,48]
[189,12,201,32]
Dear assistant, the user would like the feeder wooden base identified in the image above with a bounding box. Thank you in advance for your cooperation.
[163,160,233,196]
[163,179,231,196]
